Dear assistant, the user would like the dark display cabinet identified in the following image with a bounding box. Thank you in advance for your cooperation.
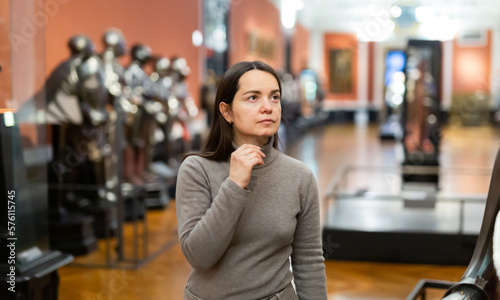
[0,112,73,299]
[401,40,443,185]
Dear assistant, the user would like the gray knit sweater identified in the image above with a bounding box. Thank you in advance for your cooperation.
[176,138,327,299]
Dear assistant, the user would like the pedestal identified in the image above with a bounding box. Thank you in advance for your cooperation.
[49,213,97,256]
[122,183,147,222]
[322,165,488,265]
[144,181,169,209]
[0,250,72,300]
[84,203,118,239]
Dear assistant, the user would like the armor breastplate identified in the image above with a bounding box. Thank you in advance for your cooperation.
[124,63,153,102]
[75,56,109,125]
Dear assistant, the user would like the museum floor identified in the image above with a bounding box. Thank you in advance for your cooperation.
[58,123,500,300]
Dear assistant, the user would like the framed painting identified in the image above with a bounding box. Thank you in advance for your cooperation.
[329,49,353,94]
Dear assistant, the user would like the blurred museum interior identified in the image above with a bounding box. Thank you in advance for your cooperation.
[2,0,500,299]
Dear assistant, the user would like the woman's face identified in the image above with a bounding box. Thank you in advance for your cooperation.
[220,70,281,147]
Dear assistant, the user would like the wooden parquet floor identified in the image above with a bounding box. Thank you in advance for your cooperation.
[58,123,500,300]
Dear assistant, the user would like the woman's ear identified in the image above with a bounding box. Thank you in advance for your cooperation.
[219,102,232,124]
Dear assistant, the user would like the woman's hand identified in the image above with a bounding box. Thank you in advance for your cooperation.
[229,144,265,189]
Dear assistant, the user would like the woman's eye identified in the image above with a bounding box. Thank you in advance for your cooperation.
[249,95,257,100]
[271,95,280,101]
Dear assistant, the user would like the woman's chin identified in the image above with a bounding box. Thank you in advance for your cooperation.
[257,131,277,138]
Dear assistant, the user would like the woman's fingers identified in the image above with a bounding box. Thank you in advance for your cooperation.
[246,153,264,166]
[236,144,265,158]
[229,144,266,189]
[231,151,264,167]
[237,144,262,151]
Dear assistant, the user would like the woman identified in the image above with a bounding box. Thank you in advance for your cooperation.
[176,61,327,299]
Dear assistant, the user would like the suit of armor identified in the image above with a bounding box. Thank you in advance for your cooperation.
[150,57,185,163]
[100,28,127,189]
[48,35,94,171]
[49,34,112,206]
[69,54,110,190]
[122,44,160,185]
[166,57,201,153]
[45,35,95,125]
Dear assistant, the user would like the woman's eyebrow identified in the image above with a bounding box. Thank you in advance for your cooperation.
[242,89,280,95]
[242,90,261,95]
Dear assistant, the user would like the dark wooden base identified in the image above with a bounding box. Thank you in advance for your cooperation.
[0,250,73,300]
[1,270,59,300]
[144,181,169,209]
[84,204,118,238]
[49,214,97,256]
[122,184,146,222]
[323,228,477,265]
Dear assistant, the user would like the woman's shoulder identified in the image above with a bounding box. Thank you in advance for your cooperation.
[178,156,212,182]
[181,155,208,169]
[182,154,205,165]
[180,154,227,172]
[276,151,314,177]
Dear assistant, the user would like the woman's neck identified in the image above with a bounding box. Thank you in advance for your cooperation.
[233,136,271,148]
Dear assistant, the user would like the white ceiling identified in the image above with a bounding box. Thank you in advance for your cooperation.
[272,0,500,37]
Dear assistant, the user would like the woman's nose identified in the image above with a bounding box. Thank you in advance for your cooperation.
[260,99,273,113]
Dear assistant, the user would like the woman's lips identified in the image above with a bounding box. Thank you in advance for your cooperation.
[258,119,274,124]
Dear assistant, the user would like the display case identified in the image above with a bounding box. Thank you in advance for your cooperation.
[322,165,490,265]
[0,1,72,299]
[401,40,442,185]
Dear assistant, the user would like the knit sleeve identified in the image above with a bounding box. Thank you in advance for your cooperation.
[291,170,327,299]
[176,156,249,270]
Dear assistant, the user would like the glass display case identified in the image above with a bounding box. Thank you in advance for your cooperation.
[0,1,73,299]
[322,165,491,265]
[402,40,442,185]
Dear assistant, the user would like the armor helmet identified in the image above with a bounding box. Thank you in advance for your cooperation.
[154,57,170,77]
[102,28,126,57]
[131,44,152,66]
[68,34,94,60]
[170,56,191,79]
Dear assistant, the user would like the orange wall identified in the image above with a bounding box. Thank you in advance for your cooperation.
[324,33,358,100]
[291,23,310,76]
[452,30,491,93]
[11,0,47,108]
[0,0,10,109]
[229,0,284,70]
[45,0,202,104]
[10,1,49,146]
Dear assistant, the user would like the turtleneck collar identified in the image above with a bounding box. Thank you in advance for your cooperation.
[231,136,278,169]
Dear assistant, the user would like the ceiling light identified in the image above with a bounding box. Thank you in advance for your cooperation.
[192,30,203,47]
[281,3,296,29]
[419,18,456,41]
[390,6,402,18]
[415,6,435,23]
[281,0,303,29]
